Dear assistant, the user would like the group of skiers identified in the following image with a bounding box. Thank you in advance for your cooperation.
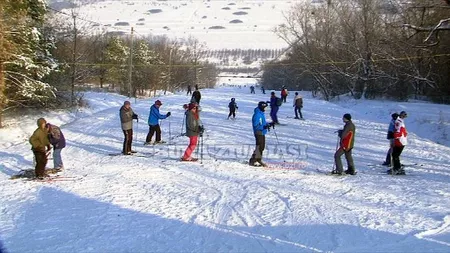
[28,86,409,178]
[29,118,66,179]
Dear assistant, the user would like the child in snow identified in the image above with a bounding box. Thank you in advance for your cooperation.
[333,113,356,175]
[120,101,138,155]
[29,118,51,179]
[46,123,66,170]
[182,103,203,161]
[228,98,238,119]
[145,100,171,145]
[391,111,408,175]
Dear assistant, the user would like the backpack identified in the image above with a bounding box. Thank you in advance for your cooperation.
[276,97,283,106]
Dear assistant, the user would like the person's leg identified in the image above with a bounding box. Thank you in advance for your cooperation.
[53,148,63,169]
[155,124,162,142]
[345,149,355,173]
[270,109,275,122]
[34,151,47,177]
[299,108,303,119]
[392,145,404,172]
[334,148,345,173]
[146,125,156,143]
[274,107,279,123]
[294,106,299,118]
[255,135,266,164]
[228,110,232,119]
[127,129,133,153]
[123,130,128,154]
[183,136,198,159]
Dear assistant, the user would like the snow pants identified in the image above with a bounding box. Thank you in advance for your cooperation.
[183,136,198,159]
[334,147,354,173]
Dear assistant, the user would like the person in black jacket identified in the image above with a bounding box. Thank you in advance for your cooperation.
[227,98,238,119]
[191,85,201,104]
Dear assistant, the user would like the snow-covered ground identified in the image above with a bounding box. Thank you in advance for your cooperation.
[54,0,305,49]
[1,87,450,252]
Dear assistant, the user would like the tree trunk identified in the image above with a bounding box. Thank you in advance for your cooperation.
[0,62,4,128]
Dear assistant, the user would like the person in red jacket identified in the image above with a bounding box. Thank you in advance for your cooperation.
[333,113,356,175]
[390,111,408,175]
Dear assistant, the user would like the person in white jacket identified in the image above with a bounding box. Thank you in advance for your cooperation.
[293,92,303,119]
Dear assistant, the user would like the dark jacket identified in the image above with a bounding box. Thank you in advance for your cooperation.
[270,96,279,108]
[228,101,238,110]
[191,90,201,104]
[120,106,137,131]
[186,110,200,137]
[47,124,66,149]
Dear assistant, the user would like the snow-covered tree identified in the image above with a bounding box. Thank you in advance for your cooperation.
[0,0,56,127]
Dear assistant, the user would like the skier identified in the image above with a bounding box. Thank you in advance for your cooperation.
[187,85,192,95]
[120,101,138,155]
[293,92,303,119]
[281,86,288,103]
[227,98,238,120]
[390,111,408,175]
[250,85,255,94]
[191,85,201,104]
[382,112,399,166]
[46,123,66,170]
[261,86,266,94]
[29,118,51,179]
[249,101,274,167]
[181,103,203,161]
[144,100,171,145]
[269,91,281,124]
[333,113,356,175]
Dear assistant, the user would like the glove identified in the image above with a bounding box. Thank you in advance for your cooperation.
[132,114,138,120]
[166,112,171,117]
[337,129,343,137]
[198,125,204,133]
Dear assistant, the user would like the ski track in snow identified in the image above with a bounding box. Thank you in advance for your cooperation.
[1,87,450,252]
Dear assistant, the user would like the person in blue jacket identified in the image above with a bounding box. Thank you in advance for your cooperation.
[145,100,171,145]
[249,101,274,167]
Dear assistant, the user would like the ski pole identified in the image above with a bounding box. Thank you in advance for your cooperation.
[332,135,339,173]
[135,118,139,143]
[181,114,186,135]
[272,126,285,162]
[200,133,204,164]
[168,116,172,144]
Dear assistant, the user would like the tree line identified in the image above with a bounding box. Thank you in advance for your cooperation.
[0,1,218,127]
[261,0,450,103]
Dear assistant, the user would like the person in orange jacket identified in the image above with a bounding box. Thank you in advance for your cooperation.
[333,113,356,175]
[390,111,408,175]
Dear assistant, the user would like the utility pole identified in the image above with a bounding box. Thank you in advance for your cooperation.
[167,47,173,95]
[71,10,78,105]
[128,27,134,99]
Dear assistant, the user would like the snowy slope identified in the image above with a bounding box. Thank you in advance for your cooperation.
[1,87,450,252]
[54,0,306,49]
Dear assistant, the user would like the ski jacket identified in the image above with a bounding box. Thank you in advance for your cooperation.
[228,101,238,110]
[393,117,408,146]
[120,105,136,131]
[186,110,200,137]
[387,119,396,139]
[191,90,201,104]
[29,127,50,152]
[47,124,66,149]
[148,105,167,126]
[270,96,279,108]
[293,95,303,107]
[281,89,288,96]
[340,120,355,151]
[252,107,268,135]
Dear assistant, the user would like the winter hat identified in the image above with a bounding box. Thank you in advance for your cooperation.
[295,92,299,95]
[271,91,275,96]
[124,101,131,105]
[183,104,189,110]
[155,100,162,106]
[400,111,407,117]
[37,118,47,127]
[343,113,352,121]
[391,112,399,119]
[231,98,235,101]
